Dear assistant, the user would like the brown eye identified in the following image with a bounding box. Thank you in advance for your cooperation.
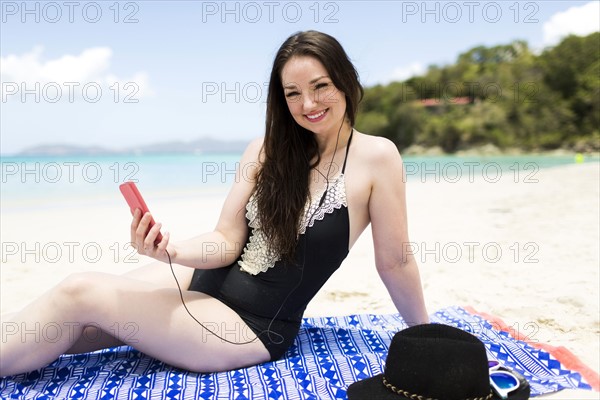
[285,91,299,98]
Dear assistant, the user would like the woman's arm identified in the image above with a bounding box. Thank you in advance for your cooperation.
[367,138,429,326]
[132,137,264,269]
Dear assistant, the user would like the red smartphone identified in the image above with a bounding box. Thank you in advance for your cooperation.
[119,181,164,245]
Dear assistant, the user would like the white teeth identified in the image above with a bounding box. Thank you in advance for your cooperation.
[306,109,327,120]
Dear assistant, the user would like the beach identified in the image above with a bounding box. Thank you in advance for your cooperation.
[1,160,599,398]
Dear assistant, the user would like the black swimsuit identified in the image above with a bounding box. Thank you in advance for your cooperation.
[188,132,353,360]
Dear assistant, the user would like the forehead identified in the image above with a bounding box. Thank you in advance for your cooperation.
[281,56,329,86]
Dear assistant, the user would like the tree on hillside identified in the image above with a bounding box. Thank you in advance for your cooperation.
[355,33,599,152]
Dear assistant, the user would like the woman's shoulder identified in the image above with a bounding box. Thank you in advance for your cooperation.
[352,131,402,165]
[240,136,265,164]
[246,136,264,154]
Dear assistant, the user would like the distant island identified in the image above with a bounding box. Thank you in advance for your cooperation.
[12,136,598,158]
[14,137,251,157]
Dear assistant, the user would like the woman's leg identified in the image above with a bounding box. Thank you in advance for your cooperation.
[65,260,194,354]
[0,271,270,377]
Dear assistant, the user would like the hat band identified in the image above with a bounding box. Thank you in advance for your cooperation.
[382,377,494,400]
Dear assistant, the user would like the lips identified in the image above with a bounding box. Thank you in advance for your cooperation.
[305,108,328,122]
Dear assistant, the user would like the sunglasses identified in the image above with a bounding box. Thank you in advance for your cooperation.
[488,360,520,399]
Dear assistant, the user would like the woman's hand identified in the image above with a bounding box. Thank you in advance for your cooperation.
[130,209,172,263]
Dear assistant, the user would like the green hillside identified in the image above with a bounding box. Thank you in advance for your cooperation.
[357,33,600,153]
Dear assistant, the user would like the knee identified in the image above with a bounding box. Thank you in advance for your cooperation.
[53,272,103,308]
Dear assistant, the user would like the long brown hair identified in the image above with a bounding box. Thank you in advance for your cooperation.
[254,30,363,260]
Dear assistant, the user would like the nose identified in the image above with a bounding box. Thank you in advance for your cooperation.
[301,92,317,111]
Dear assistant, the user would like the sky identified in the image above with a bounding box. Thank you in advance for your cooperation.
[1,0,599,155]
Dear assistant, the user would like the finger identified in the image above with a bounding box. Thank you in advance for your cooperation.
[144,222,162,250]
[155,231,170,254]
[135,213,153,246]
[136,212,152,236]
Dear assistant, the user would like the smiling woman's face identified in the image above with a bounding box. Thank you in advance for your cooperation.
[281,56,347,137]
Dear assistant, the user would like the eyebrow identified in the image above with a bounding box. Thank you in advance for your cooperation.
[283,75,330,89]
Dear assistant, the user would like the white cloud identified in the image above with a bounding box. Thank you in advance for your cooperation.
[0,46,154,100]
[388,62,426,83]
[543,1,600,46]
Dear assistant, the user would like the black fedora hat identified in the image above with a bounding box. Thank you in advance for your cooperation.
[347,324,530,400]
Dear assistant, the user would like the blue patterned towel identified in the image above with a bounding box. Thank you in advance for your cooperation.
[0,306,596,399]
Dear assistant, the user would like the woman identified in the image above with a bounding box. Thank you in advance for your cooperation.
[0,30,428,377]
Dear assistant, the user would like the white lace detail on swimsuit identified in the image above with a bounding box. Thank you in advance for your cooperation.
[238,174,347,275]
[298,174,347,234]
[237,195,280,275]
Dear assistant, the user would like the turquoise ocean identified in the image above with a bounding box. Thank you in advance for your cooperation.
[1,153,598,210]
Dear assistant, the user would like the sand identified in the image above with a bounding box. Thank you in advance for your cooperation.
[1,161,599,398]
